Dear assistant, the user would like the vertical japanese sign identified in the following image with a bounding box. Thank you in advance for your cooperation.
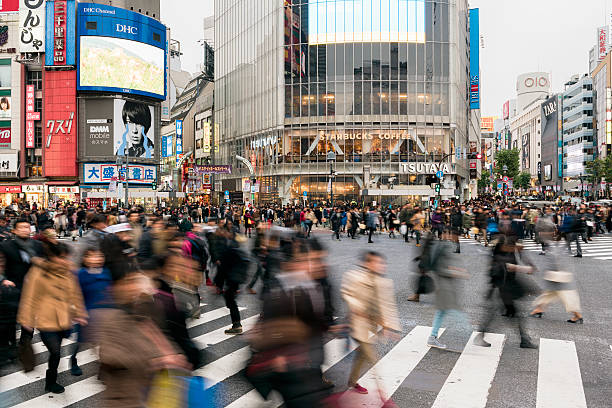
[175,119,183,165]
[469,8,480,110]
[25,84,35,148]
[44,70,77,177]
[598,27,608,62]
[19,0,45,53]
[45,0,75,66]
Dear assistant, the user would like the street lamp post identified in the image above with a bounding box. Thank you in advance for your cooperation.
[327,151,336,207]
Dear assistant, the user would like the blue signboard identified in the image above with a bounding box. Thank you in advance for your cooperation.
[83,163,157,185]
[469,8,480,110]
[175,119,183,156]
[76,3,167,100]
[161,135,167,158]
[45,0,77,66]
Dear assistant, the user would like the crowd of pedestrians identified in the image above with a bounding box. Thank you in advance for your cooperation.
[0,195,607,406]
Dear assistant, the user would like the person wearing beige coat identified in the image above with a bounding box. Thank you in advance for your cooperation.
[341,251,400,395]
[17,243,88,394]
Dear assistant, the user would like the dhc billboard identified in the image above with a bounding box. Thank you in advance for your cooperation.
[76,3,167,100]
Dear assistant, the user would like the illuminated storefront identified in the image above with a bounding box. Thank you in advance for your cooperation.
[214,0,474,204]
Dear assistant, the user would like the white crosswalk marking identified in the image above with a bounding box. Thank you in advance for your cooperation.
[349,325,444,407]
[536,338,587,408]
[431,332,505,408]
[1,316,599,408]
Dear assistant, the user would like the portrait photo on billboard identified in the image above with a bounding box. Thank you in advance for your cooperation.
[113,99,154,159]
[0,95,10,119]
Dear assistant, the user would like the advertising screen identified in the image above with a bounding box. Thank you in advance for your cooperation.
[308,0,425,45]
[77,3,167,100]
[0,95,10,119]
[469,8,480,110]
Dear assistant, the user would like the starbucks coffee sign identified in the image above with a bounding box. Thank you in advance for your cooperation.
[320,130,413,141]
[400,162,455,174]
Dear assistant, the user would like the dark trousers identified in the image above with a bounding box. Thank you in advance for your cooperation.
[480,288,528,342]
[224,281,241,327]
[332,228,340,240]
[248,260,263,289]
[368,227,375,242]
[40,331,64,376]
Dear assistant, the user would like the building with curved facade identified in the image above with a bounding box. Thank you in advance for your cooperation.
[214,0,478,205]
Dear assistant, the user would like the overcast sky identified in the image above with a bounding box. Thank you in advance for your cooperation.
[161,0,610,117]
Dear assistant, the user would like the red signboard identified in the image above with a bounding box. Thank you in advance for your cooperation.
[25,84,35,148]
[0,128,9,148]
[0,0,18,13]
[0,185,21,193]
[43,70,77,177]
[26,112,40,121]
[503,100,510,120]
[53,0,67,65]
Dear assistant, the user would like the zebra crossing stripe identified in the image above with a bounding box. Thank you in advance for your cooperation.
[11,376,103,408]
[187,306,246,329]
[536,338,587,408]
[0,348,99,393]
[194,346,250,387]
[192,314,259,348]
[431,332,505,408]
[348,325,444,407]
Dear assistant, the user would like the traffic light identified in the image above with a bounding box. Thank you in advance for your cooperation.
[152,181,157,191]
[435,184,441,193]
[476,153,482,160]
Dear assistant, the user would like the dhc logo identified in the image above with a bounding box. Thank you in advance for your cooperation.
[116,24,138,35]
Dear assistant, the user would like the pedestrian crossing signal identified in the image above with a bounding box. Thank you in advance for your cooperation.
[152,182,157,190]
[435,184,441,192]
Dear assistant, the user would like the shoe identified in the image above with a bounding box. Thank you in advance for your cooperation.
[368,241,373,243]
[70,360,83,376]
[248,288,256,294]
[567,318,583,324]
[351,383,368,394]
[501,311,516,318]
[45,369,65,394]
[407,294,420,302]
[205,278,214,287]
[322,376,335,389]
[416,243,421,247]
[520,338,538,349]
[539,251,546,255]
[455,249,460,253]
[574,254,582,258]
[427,335,447,349]
[473,333,491,347]
[530,312,543,318]
[224,326,243,335]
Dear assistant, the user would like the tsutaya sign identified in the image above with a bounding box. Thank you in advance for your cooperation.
[400,162,456,174]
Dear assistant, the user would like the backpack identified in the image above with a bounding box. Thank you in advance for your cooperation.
[228,245,251,284]
[187,236,209,272]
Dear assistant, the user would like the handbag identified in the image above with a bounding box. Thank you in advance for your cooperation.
[172,283,201,318]
[248,317,310,351]
[399,225,408,235]
[18,337,35,372]
[393,220,400,225]
[415,274,435,294]
[358,223,366,230]
[543,270,574,283]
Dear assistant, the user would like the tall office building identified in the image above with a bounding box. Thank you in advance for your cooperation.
[563,75,594,178]
[214,0,477,205]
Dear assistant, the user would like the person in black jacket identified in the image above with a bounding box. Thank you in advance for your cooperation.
[450,207,463,253]
[330,208,342,241]
[0,219,41,361]
[220,233,249,335]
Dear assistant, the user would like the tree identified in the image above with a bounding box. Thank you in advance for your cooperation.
[494,149,520,180]
[515,171,532,190]
[477,172,491,193]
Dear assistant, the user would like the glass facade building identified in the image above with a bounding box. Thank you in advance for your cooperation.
[215,0,474,204]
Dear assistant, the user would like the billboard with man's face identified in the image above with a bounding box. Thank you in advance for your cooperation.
[82,98,155,159]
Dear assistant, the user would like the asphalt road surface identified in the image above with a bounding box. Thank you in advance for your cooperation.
[1,229,611,407]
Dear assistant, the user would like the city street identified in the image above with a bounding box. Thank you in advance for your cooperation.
[1,230,610,408]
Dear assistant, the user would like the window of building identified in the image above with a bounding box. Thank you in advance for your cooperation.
[26,71,42,91]
[0,60,11,88]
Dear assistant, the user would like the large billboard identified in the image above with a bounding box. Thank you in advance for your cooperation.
[44,69,77,177]
[308,0,425,45]
[45,0,76,66]
[469,8,480,110]
[19,0,46,53]
[83,98,155,159]
[83,162,156,185]
[77,3,167,100]
[540,95,558,185]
